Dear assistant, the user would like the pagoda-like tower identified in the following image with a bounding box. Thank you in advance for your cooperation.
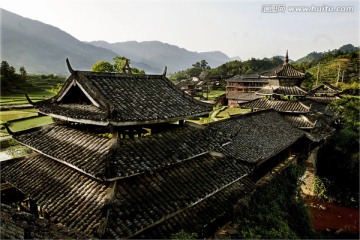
[261,50,306,87]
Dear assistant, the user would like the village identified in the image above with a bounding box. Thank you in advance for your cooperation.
[1,47,358,239]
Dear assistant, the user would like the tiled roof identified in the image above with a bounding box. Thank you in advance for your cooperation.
[306,96,340,104]
[261,63,305,78]
[36,101,108,122]
[240,98,311,113]
[256,86,308,96]
[304,117,336,142]
[0,204,88,239]
[1,154,109,236]
[226,92,263,101]
[209,110,305,164]
[34,70,212,126]
[1,153,254,239]
[1,109,308,238]
[227,74,267,82]
[310,82,342,95]
[108,125,229,179]
[12,124,229,180]
[132,177,255,238]
[106,153,253,238]
[12,125,113,179]
[282,114,316,129]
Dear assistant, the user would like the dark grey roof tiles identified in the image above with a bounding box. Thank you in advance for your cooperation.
[261,63,305,78]
[134,177,255,238]
[1,154,109,235]
[36,102,108,122]
[35,71,212,125]
[108,125,229,179]
[0,204,89,239]
[282,114,316,129]
[240,98,311,113]
[306,96,340,104]
[12,124,229,180]
[226,92,263,101]
[227,74,267,82]
[209,110,305,164]
[106,153,253,238]
[256,86,308,96]
[310,82,342,95]
[13,125,112,179]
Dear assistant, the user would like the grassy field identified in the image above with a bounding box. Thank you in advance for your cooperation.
[217,107,251,118]
[6,116,53,132]
[207,90,226,100]
[0,109,38,124]
[0,92,54,105]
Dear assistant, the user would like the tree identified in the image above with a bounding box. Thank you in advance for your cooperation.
[91,61,115,72]
[91,57,145,74]
[0,61,18,86]
[113,56,129,73]
[19,66,27,80]
[316,96,359,207]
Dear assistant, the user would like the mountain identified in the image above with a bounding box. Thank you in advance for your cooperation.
[0,9,125,74]
[88,40,233,74]
[2,9,233,75]
[295,44,359,64]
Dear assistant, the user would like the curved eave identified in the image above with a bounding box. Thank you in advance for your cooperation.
[261,75,305,79]
[110,111,210,126]
[299,126,315,130]
[276,110,309,114]
[40,111,210,127]
[40,111,109,126]
[273,93,306,97]
[255,92,273,96]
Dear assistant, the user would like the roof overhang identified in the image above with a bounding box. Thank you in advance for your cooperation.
[42,111,210,127]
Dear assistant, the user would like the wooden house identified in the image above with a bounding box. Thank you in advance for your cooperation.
[1,60,309,238]
[226,74,267,106]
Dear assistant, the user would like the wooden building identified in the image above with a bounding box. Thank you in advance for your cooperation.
[226,74,267,106]
[1,60,310,238]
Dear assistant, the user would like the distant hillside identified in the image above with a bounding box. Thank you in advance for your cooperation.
[0,9,128,74]
[295,44,359,64]
[204,57,284,77]
[88,40,233,74]
[299,51,359,89]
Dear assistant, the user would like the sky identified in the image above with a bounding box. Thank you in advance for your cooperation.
[1,0,359,60]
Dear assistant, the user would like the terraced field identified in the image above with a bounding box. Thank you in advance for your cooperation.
[0,93,55,160]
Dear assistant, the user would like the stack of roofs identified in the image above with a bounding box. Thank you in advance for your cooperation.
[1,60,308,238]
[238,51,341,141]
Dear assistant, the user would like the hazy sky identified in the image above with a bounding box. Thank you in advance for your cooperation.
[1,0,359,60]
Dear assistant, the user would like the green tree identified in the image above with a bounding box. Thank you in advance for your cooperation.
[316,96,359,207]
[91,61,115,72]
[113,56,129,73]
[91,57,145,74]
[19,66,27,80]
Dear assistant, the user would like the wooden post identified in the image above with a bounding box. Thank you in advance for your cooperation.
[129,129,134,139]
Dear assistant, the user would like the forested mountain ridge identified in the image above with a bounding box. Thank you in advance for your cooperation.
[87,40,234,74]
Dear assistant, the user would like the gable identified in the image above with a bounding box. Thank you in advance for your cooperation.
[56,80,100,107]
